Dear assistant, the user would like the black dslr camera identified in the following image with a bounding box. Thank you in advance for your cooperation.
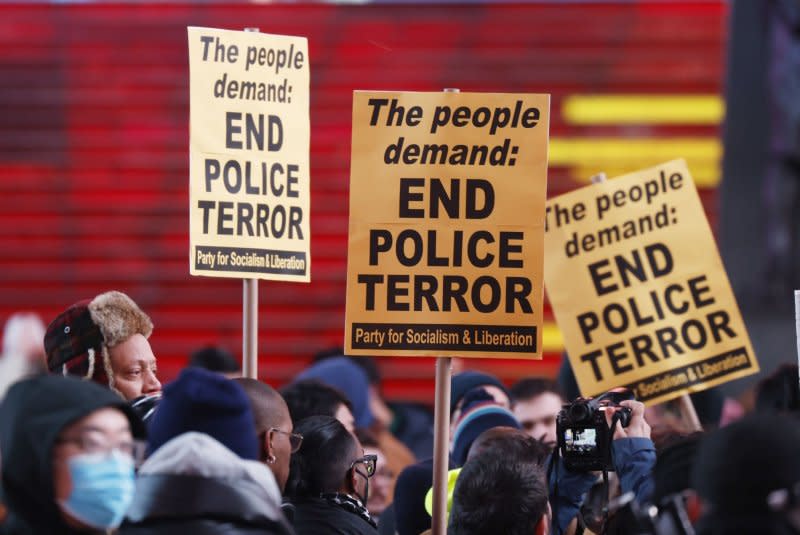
[556,388,634,472]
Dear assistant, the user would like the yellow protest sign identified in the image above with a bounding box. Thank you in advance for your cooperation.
[544,159,758,405]
[188,27,310,281]
[345,91,550,358]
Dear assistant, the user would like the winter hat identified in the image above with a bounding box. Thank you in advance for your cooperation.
[44,291,153,390]
[450,388,520,467]
[295,356,374,428]
[450,371,508,415]
[424,468,461,518]
[691,414,800,515]
[146,367,258,459]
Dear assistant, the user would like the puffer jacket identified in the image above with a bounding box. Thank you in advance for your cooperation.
[120,432,293,535]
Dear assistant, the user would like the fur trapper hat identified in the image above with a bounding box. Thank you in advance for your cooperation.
[44,291,153,390]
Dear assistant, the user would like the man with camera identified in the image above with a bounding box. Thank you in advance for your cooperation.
[550,393,656,535]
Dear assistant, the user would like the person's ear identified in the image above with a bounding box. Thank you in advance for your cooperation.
[261,430,276,464]
[347,466,359,493]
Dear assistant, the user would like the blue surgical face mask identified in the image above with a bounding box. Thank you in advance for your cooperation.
[58,449,136,529]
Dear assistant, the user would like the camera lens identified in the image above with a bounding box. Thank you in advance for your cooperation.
[568,401,591,423]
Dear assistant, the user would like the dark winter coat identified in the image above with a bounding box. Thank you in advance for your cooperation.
[292,495,378,535]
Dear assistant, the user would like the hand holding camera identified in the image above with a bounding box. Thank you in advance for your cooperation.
[604,400,650,440]
[556,388,640,472]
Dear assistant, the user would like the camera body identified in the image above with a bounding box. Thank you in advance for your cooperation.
[556,388,634,472]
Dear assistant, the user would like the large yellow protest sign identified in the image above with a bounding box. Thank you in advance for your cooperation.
[345,91,549,358]
[544,160,757,405]
[188,27,310,281]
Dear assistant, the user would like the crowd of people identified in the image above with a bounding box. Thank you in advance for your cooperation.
[1,290,799,535]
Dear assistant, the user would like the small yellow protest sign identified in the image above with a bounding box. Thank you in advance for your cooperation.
[544,159,758,405]
[345,91,550,358]
[188,27,310,281]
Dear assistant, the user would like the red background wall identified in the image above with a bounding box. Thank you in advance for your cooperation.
[0,2,726,402]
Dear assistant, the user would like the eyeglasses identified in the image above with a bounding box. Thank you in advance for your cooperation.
[350,454,378,477]
[56,433,146,465]
[270,427,303,453]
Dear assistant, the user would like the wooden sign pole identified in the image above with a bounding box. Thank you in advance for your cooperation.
[242,26,261,380]
[430,87,461,535]
[431,356,452,535]
[243,278,258,379]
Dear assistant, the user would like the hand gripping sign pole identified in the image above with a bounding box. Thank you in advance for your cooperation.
[588,172,702,432]
[430,87,459,535]
[242,26,261,380]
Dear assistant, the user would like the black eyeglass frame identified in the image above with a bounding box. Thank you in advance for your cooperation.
[349,453,378,477]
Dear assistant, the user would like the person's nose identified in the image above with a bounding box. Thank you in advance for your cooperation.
[143,369,161,394]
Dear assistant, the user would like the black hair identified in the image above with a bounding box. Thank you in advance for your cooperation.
[286,415,360,498]
[449,452,548,535]
[509,377,564,404]
[756,364,800,413]
[355,427,380,449]
[279,379,354,425]
[188,346,240,373]
[467,426,549,467]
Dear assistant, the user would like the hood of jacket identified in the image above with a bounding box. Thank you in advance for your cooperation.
[126,432,287,530]
[0,374,144,533]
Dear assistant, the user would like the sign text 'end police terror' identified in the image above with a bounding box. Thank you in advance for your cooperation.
[199,112,304,240]
[189,27,310,281]
[358,177,534,315]
[543,159,756,399]
[346,91,550,357]
[576,242,737,383]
